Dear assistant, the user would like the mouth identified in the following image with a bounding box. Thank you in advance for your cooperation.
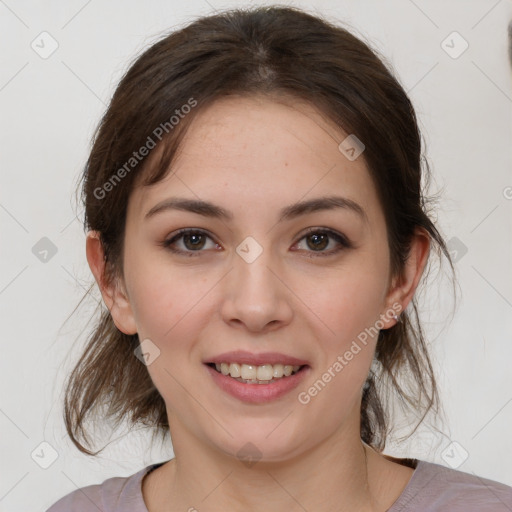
[203,354,311,403]
[205,362,308,384]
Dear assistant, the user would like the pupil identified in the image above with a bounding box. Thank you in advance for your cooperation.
[185,233,204,250]
[308,233,327,251]
[183,233,328,251]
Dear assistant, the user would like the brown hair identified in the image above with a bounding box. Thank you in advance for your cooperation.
[64,5,454,455]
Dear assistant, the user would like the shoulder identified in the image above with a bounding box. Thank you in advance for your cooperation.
[391,459,512,511]
[45,465,153,512]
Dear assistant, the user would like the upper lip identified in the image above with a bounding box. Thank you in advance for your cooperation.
[205,350,309,367]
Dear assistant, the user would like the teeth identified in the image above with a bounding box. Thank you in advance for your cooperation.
[273,364,284,378]
[257,364,273,381]
[229,363,241,378]
[241,364,256,380]
[213,362,302,382]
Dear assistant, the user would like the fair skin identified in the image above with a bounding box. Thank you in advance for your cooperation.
[86,95,429,512]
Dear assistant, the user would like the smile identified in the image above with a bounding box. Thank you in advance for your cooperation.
[209,362,304,384]
[204,362,310,403]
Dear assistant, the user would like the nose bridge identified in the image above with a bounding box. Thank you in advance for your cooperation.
[220,235,293,331]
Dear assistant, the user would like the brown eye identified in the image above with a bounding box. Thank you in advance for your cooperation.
[294,228,351,256]
[162,229,219,256]
[182,232,207,250]
[305,232,329,251]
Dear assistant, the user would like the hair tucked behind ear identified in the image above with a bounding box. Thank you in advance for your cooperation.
[63,5,454,455]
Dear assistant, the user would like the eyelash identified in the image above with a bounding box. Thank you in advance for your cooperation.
[160,228,352,258]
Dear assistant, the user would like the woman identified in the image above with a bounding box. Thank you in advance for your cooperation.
[47,5,512,511]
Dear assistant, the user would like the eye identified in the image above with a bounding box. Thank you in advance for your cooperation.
[161,229,220,256]
[161,227,352,258]
[292,228,351,256]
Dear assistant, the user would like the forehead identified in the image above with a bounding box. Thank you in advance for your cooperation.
[128,95,381,223]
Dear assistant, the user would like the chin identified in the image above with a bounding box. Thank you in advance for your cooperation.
[209,419,312,465]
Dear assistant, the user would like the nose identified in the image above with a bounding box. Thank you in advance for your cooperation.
[220,246,294,333]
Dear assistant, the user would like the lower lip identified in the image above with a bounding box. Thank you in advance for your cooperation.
[204,364,310,404]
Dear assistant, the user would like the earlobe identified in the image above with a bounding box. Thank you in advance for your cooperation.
[382,228,431,328]
[85,230,138,335]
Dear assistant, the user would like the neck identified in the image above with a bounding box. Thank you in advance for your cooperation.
[161,415,383,512]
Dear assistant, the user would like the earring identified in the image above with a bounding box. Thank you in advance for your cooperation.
[393,314,400,322]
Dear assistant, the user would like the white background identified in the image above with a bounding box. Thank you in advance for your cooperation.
[1,0,511,510]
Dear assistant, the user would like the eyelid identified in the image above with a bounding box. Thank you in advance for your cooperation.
[161,227,352,256]
[297,227,352,247]
[161,228,219,256]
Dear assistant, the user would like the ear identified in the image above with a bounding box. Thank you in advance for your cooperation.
[380,228,430,328]
[85,230,138,335]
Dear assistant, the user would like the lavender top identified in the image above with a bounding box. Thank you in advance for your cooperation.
[46,459,512,511]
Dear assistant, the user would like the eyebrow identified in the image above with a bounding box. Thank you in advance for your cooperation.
[144,195,367,223]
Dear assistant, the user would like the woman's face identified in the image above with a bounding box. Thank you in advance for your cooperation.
[112,95,404,461]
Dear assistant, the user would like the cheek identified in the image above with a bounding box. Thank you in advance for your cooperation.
[123,245,196,340]
[123,256,211,398]
[129,270,208,342]
[302,250,390,406]
[296,274,384,425]
[315,255,390,346]
[123,249,222,378]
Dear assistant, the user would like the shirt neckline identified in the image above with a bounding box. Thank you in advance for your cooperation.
[133,459,425,512]
[386,459,425,511]
[134,461,167,512]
